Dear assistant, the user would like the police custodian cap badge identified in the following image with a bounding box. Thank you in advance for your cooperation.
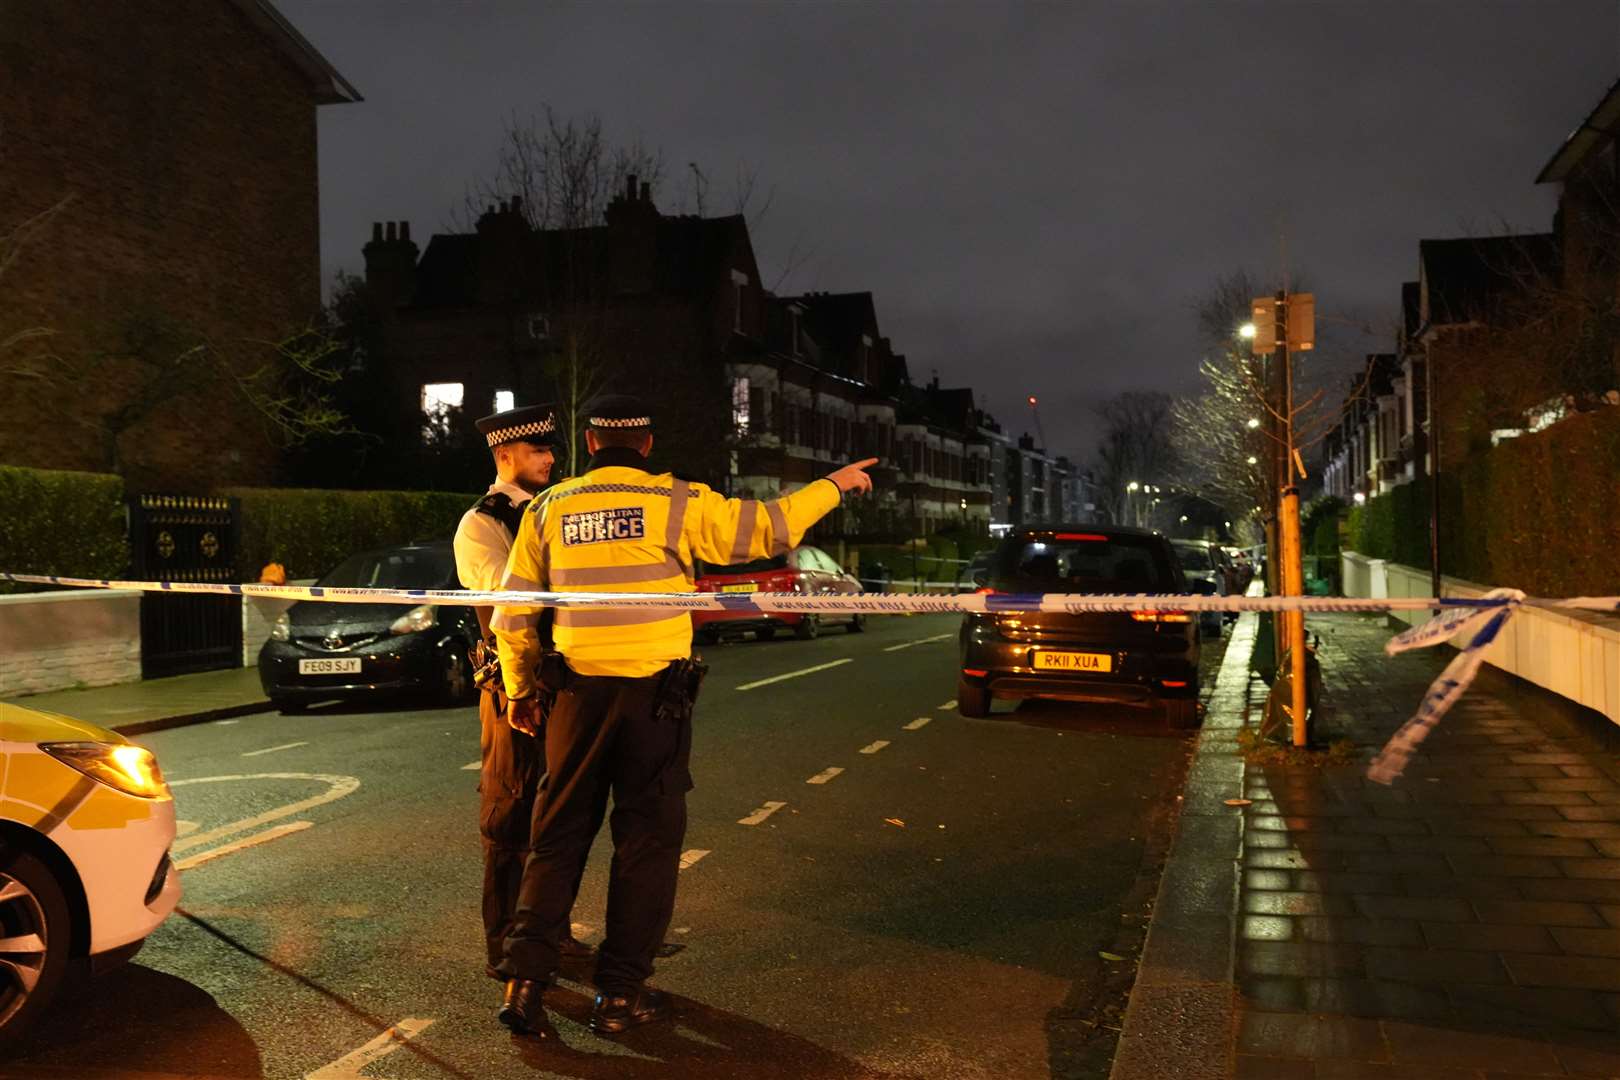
[585,393,652,429]
[475,403,562,448]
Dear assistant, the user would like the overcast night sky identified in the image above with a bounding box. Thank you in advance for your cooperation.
[280,1,1620,463]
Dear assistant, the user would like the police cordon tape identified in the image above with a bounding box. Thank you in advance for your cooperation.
[5,572,1617,785]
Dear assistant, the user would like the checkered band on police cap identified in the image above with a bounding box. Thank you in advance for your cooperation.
[474,403,561,448]
[585,393,652,429]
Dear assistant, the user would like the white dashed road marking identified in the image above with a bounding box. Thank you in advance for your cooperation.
[242,741,308,758]
[883,633,954,652]
[736,658,853,691]
[737,800,787,826]
[903,717,931,731]
[679,849,710,870]
[175,821,313,871]
[937,700,957,710]
[306,1016,434,1080]
[859,740,890,754]
[806,767,844,785]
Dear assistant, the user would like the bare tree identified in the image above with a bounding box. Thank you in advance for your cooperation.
[1092,391,1178,525]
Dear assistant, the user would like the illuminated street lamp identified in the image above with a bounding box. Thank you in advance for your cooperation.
[1246,455,1259,465]
[1127,481,1140,492]
[1238,322,1257,340]
[1179,514,1188,523]
[1353,492,1366,505]
[1246,417,1261,430]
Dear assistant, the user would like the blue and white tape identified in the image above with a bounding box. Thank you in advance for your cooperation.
[5,572,1616,787]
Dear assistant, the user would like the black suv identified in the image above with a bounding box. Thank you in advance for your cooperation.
[957,526,1204,727]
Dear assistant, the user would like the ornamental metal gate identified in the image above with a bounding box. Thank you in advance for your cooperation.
[130,494,243,679]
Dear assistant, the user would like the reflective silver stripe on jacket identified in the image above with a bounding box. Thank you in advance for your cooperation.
[489,570,543,632]
[766,501,790,557]
[730,501,758,565]
[666,480,691,581]
[555,607,689,628]
[550,559,683,586]
[554,483,672,498]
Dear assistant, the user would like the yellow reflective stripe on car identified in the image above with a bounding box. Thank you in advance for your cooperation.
[66,786,153,830]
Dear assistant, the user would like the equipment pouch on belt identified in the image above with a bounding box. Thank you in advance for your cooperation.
[654,656,708,724]
[471,638,503,692]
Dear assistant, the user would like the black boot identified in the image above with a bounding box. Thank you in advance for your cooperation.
[498,978,547,1033]
[590,986,672,1035]
[559,933,596,959]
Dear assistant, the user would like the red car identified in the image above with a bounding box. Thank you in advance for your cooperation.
[693,545,865,642]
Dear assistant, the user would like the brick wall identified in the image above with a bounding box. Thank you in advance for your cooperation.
[0,590,142,697]
[0,0,325,490]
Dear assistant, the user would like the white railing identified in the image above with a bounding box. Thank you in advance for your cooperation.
[1341,551,1620,726]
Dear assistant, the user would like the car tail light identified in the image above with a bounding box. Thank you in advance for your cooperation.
[974,586,996,595]
[1054,532,1109,542]
[962,668,988,677]
[1160,679,1189,688]
[1131,610,1192,623]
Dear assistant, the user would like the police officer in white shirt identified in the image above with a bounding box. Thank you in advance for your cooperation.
[453,403,591,981]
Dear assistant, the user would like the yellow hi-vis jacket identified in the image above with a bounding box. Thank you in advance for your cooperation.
[492,454,843,694]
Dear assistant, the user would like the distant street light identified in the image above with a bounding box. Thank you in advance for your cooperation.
[1179,515,1188,523]
[1353,492,1367,505]
[1224,520,1232,528]
[1238,322,1257,340]
[1246,455,1259,465]
[1127,481,1140,492]
[1246,417,1261,430]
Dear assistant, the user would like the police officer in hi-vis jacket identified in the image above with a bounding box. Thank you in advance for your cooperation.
[491,393,877,1036]
[452,403,593,983]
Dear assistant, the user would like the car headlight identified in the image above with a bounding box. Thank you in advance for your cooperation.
[40,742,168,799]
[389,604,437,636]
[270,611,291,641]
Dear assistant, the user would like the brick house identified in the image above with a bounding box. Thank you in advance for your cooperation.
[362,180,763,491]
[0,0,357,489]
[728,291,998,538]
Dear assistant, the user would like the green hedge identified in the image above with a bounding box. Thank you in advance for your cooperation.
[0,465,130,591]
[225,486,477,582]
[1346,407,1620,596]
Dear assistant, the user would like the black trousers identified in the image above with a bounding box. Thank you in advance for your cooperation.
[499,669,692,993]
[478,685,541,968]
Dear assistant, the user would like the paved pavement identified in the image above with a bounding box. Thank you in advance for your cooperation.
[3,665,271,734]
[2,612,1227,1080]
[1117,608,1620,1080]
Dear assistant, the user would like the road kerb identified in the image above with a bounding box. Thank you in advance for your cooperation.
[112,699,276,737]
[1107,612,1256,1080]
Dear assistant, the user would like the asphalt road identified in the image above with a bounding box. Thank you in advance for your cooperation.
[3,613,1227,1080]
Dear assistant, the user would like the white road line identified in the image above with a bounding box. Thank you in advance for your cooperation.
[859,740,890,754]
[883,632,954,653]
[903,717,931,731]
[461,760,481,770]
[306,1016,434,1080]
[241,741,308,758]
[170,773,361,855]
[214,719,239,726]
[735,657,853,691]
[937,699,957,710]
[678,849,710,870]
[175,821,313,871]
[806,766,844,785]
[737,800,787,826]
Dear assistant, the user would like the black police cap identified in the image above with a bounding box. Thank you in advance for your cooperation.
[475,403,562,449]
[584,393,652,430]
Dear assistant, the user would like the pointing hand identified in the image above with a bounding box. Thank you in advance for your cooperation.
[827,458,880,496]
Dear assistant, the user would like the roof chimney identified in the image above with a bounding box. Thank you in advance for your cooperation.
[363,218,419,313]
[385,221,397,241]
[640,181,651,202]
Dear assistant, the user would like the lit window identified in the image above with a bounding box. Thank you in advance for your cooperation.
[732,376,750,434]
[494,389,515,413]
[421,382,464,439]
